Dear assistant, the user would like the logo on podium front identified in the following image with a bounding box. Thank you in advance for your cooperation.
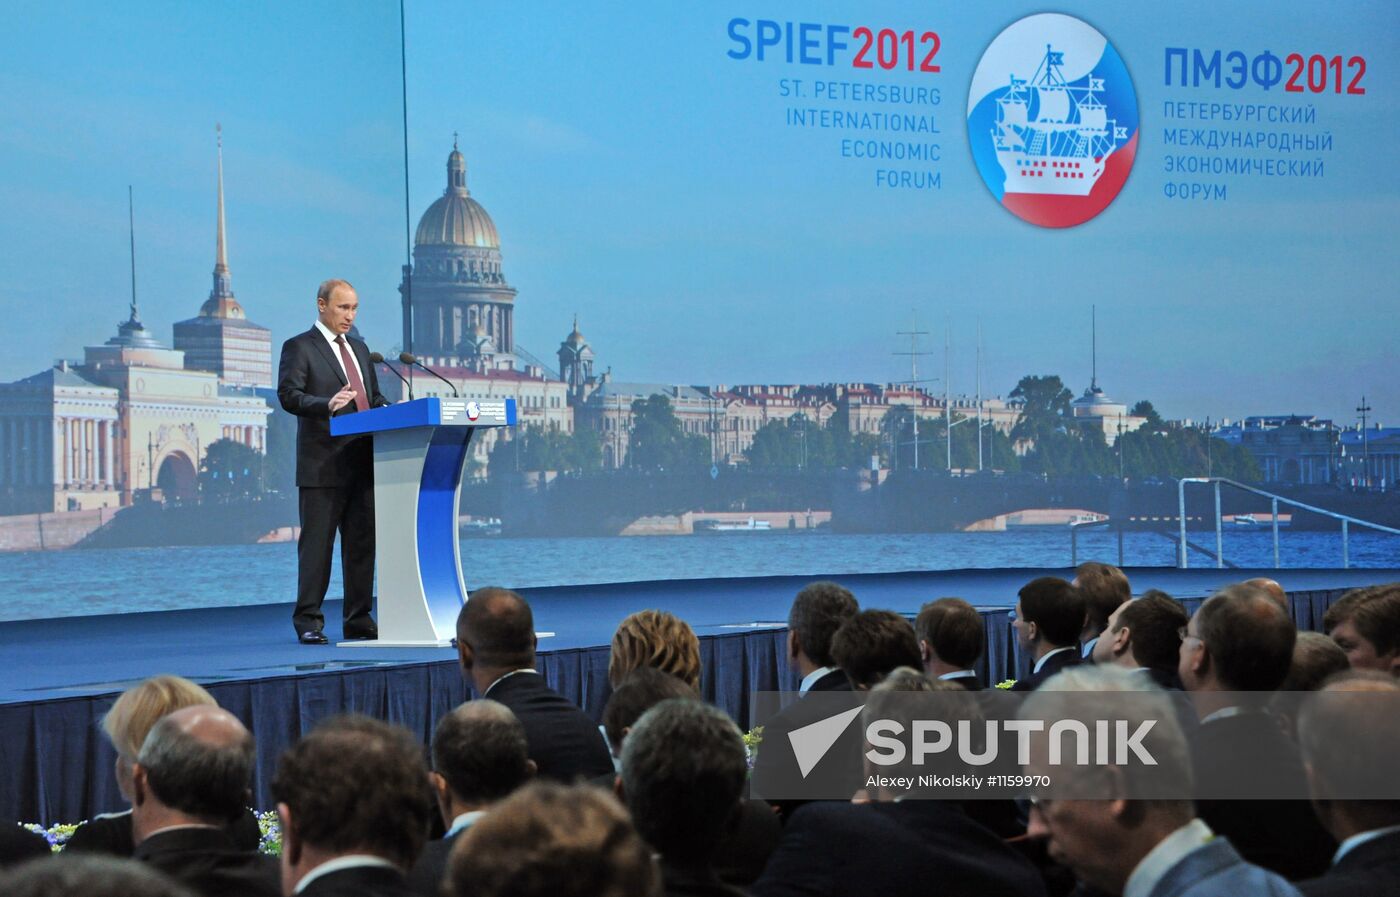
[967,13,1138,228]
[466,401,480,421]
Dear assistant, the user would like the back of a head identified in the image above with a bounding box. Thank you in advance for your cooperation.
[1195,583,1297,691]
[1244,578,1290,614]
[1023,666,1193,803]
[459,587,536,670]
[1283,631,1351,692]
[620,699,747,866]
[1,854,197,897]
[1115,593,1189,671]
[1075,562,1132,633]
[914,597,984,669]
[602,668,698,752]
[608,610,701,690]
[102,675,217,761]
[1018,577,1086,648]
[432,700,532,805]
[788,581,859,667]
[137,706,254,824]
[830,609,922,689]
[1298,673,1400,818]
[272,714,432,868]
[448,782,659,897]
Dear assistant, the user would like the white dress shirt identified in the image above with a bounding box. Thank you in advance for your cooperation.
[313,319,354,384]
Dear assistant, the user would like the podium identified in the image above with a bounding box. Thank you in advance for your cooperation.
[330,396,516,647]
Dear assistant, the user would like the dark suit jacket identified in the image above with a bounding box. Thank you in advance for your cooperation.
[300,865,417,897]
[749,671,861,817]
[1192,710,1336,881]
[484,671,614,783]
[0,823,49,868]
[1298,828,1400,897]
[277,327,387,488]
[663,862,751,897]
[64,808,262,858]
[405,832,459,897]
[1011,647,1082,692]
[751,800,1046,897]
[134,827,280,897]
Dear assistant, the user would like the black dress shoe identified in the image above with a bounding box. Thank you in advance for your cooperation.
[343,624,378,641]
[299,630,329,645]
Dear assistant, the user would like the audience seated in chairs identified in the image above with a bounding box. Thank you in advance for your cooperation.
[618,699,751,897]
[609,609,703,690]
[65,675,261,858]
[1296,671,1400,897]
[455,586,613,783]
[1323,584,1400,676]
[1,854,197,897]
[1283,631,1351,692]
[1011,577,1085,692]
[130,705,278,897]
[784,581,859,694]
[752,668,1046,897]
[272,714,432,897]
[1179,581,1336,880]
[1073,561,1132,660]
[915,597,986,689]
[406,700,535,897]
[1091,589,1188,689]
[444,782,660,897]
[1022,666,1299,897]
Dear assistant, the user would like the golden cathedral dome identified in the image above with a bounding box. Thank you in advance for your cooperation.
[414,146,501,249]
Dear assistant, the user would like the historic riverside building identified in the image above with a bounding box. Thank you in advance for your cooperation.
[0,135,271,515]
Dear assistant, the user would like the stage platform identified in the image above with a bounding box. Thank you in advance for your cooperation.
[3,565,1391,825]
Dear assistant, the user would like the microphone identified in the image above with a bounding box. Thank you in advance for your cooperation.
[369,352,413,401]
[399,352,459,398]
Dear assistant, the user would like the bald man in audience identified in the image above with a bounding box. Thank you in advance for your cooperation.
[1179,582,1334,880]
[1323,584,1400,676]
[1074,561,1132,659]
[1246,578,1292,614]
[1297,672,1400,897]
[130,706,278,897]
[455,587,612,782]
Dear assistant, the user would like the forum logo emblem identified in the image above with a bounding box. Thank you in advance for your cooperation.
[466,401,480,421]
[967,13,1138,228]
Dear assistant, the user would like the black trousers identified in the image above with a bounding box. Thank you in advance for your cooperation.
[295,479,375,634]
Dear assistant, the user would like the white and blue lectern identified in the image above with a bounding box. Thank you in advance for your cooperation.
[329,396,516,647]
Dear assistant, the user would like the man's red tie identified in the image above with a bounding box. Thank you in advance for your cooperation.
[335,335,371,412]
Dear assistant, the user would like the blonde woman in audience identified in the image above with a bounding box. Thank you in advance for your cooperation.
[64,675,259,856]
[608,609,702,690]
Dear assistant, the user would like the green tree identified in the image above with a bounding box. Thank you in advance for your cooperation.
[199,438,264,498]
[1009,375,1073,446]
[627,395,709,472]
[747,414,832,470]
[1131,400,1165,432]
[489,425,604,474]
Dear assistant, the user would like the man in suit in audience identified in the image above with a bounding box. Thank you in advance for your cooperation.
[1011,577,1086,692]
[130,706,279,897]
[1,854,198,897]
[1022,667,1299,897]
[1323,584,1400,676]
[1074,561,1132,660]
[406,700,535,897]
[276,278,390,645]
[752,672,1047,897]
[455,587,613,782]
[1297,672,1400,897]
[1282,632,1350,692]
[272,715,431,897]
[1092,590,1188,690]
[915,597,985,689]
[750,583,861,816]
[1179,582,1335,880]
[619,700,750,897]
[602,669,779,888]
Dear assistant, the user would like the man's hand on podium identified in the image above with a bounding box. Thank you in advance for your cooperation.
[329,386,357,413]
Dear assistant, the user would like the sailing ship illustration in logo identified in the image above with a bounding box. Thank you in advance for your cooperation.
[968,14,1138,228]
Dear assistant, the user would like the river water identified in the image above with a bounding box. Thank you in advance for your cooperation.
[2,528,1397,622]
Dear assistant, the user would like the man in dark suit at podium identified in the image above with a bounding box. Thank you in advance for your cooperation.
[277,279,388,645]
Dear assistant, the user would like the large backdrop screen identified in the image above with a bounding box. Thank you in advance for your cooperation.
[1,1,1396,620]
